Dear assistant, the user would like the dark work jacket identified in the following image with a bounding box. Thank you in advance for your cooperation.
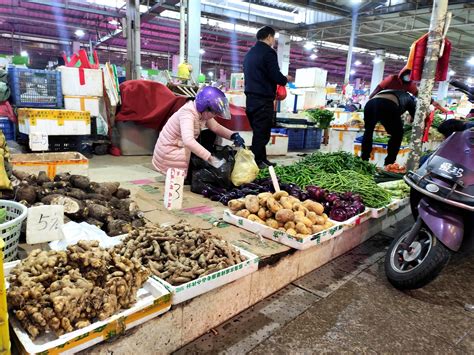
[377,90,416,117]
[243,41,288,99]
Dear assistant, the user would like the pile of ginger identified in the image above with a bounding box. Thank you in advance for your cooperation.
[7,240,150,339]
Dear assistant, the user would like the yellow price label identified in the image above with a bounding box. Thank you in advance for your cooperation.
[30,117,37,126]
[57,117,64,126]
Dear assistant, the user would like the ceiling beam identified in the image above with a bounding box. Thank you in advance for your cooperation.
[22,0,125,18]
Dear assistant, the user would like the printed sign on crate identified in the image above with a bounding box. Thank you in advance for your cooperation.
[163,168,186,210]
[29,132,48,151]
[26,205,64,244]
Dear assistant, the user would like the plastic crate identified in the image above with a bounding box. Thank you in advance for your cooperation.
[0,118,15,141]
[8,67,63,108]
[304,128,322,149]
[274,128,305,150]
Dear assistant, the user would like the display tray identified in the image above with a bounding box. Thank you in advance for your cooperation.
[4,261,171,354]
[340,208,372,228]
[223,210,344,250]
[370,200,401,219]
[152,247,259,305]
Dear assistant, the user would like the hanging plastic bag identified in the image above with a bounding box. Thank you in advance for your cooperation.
[231,148,259,187]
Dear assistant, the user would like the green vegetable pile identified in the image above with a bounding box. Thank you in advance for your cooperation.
[305,108,335,129]
[0,207,6,224]
[258,153,391,208]
[380,180,410,199]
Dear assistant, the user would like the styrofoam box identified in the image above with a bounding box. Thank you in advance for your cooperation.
[302,89,327,109]
[4,261,171,354]
[338,208,372,230]
[64,96,103,117]
[215,132,289,156]
[153,247,259,305]
[353,142,410,169]
[223,210,344,250]
[59,66,103,97]
[11,152,88,180]
[295,67,328,88]
[370,199,401,219]
[18,108,91,136]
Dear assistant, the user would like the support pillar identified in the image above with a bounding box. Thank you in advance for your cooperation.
[172,54,180,76]
[407,0,449,170]
[344,11,358,84]
[179,0,186,64]
[436,71,451,105]
[187,0,201,82]
[125,0,141,80]
[277,32,291,76]
[72,41,81,54]
[370,50,385,95]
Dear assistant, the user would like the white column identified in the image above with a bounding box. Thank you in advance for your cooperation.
[126,0,141,80]
[172,54,180,76]
[187,0,201,82]
[179,0,186,64]
[277,32,291,76]
[344,11,358,84]
[437,71,451,104]
[370,49,386,94]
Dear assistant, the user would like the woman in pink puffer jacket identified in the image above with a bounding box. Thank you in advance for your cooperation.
[152,87,245,174]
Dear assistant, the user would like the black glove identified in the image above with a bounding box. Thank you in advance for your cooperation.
[231,133,245,148]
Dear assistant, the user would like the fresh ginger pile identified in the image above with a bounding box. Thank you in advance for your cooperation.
[7,240,150,339]
[114,222,246,285]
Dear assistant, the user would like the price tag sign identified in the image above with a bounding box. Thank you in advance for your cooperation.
[163,168,186,210]
[27,205,64,244]
[29,132,49,151]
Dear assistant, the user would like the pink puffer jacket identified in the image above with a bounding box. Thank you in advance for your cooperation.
[152,101,234,174]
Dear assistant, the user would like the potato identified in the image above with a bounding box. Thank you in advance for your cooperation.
[287,196,300,205]
[265,218,279,229]
[245,195,260,214]
[294,211,305,220]
[306,211,318,224]
[315,216,326,225]
[236,209,251,218]
[296,233,307,239]
[323,221,334,229]
[265,210,273,219]
[248,214,265,224]
[275,209,294,223]
[311,225,325,234]
[228,199,245,211]
[296,222,311,235]
[267,197,283,214]
[295,216,313,228]
[286,228,297,236]
[280,196,293,210]
[278,221,285,228]
[322,213,329,223]
[258,192,272,206]
[273,191,289,200]
[303,200,325,215]
[284,221,296,230]
[278,227,287,232]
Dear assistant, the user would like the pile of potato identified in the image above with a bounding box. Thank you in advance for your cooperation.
[7,240,150,339]
[228,191,334,238]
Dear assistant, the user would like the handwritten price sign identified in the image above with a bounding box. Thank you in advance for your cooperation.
[27,205,64,244]
[164,168,186,210]
[29,132,49,151]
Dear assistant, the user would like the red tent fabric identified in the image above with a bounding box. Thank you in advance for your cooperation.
[116,80,188,130]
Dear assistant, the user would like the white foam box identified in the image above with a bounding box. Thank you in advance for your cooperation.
[153,247,259,305]
[370,199,401,219]
[18,108,91,136]
[295,67,328,88]
[215,132,288,156]
[4,261,171,354]
[59,66,103,97]
[223,209,344,250]
[339,208,372,230]
[64,96,103,117]
[353,142,410,169]
[302,88,327,109]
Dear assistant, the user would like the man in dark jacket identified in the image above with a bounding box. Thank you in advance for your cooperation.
[361,90,416,166]
[243,26,288,168]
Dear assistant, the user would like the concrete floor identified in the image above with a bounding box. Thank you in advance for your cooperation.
[87,155,473,354]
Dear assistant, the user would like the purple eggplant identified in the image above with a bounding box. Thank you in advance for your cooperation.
[326,193,339,203]
[329,207,349,222]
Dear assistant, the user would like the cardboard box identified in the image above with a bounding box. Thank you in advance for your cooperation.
[4,261,171,354]
[18,108,91,136]
[11,152,88,180]
[223,210,344,250]
[64,96,103,117]
[59,67,103,97]
[153,247,259,305]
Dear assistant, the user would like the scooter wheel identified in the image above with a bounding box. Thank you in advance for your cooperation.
[384,225,451,290]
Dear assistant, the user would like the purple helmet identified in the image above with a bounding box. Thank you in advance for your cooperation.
[195,86,231,119]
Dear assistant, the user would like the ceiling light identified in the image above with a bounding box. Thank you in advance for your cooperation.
[199,49,205,55]
[108,19,120,26]
[351,0,362,3]
[304,42,315,50]
[310,54,317,60]
[75,29,85,37]
[350,69,356,75]
[467,56,474,66]
[208,71,214,78]
[354,60,361,66]
[312,48,318,53]
[20,50,28,57]
[448,70,456,76]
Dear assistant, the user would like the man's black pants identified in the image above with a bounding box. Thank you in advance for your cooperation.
[361,98,403,166]
[246,96,274,163]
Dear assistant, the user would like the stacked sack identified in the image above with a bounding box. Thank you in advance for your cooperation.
[0,129,13,199]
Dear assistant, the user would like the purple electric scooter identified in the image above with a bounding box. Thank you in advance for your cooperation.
[385,82,474,290]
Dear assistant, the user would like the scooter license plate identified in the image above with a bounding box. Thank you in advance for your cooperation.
[431,157,466,180]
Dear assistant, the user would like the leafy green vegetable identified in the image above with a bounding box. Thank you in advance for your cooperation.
[305,108,334,129]
[0,208,6,224]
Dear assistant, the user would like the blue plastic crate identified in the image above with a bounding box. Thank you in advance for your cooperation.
[8,67,63,108]
[304,128,322,149]
[0,118,15,140]
[285,128,305,150]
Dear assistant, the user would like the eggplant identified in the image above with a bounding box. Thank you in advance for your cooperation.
[329,207,349,222]
[326,193,339,203]
[202,189,211,198]
[300,192,309,201]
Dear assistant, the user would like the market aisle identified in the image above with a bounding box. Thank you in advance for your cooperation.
[176,219,474,354]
